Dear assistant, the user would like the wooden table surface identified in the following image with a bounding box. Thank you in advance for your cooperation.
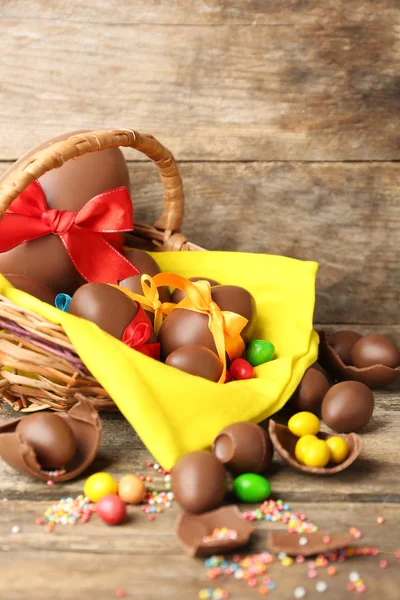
[0,1,399,599]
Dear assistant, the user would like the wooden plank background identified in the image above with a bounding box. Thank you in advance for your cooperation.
[0,1,399,326]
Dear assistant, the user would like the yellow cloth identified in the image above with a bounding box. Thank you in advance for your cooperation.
[0,251,318,469]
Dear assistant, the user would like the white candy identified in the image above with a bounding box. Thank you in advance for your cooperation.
[11,525,20,534]
[299,536,308,546]
[316,581,328,592]
[294,587,307,599]
[349,571,360,583]
[278,551,287,560]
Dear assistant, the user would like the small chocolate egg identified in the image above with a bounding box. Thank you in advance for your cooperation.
[321,381,374,433]
[172,451,227,514]
[350,334,400,369]
[4,274,57,304]
[292,368,330,415]
[118,474,146,504]
[328,331,362,365]
[171,277,220,304]
[16,413,76,469]
[212,422,273,475]
[211,286,256,342]
[119,248,171,304]
[159,309,216,361]
[165,345,223,382]
[69,282,138,339]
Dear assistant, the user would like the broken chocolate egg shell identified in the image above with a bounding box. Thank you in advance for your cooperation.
[176,505,255,557]
[318,331,399,389]
[268,531,354,557]
[212,422,273,475]
[0,399,101,481]
[268,419,362,476]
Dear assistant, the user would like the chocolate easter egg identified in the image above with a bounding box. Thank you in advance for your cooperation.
[159,309,216,361]
[292,368,331,415]
[212,422,273,475]
[172,451,227,514]
[16,413,77,469]
[350,334,400,369]
[321,381,374,433]
[119,248,171,304]
[328,331,362,365]
[171,277,220,304]
[0,130,130,295]
[69,282,139,339]
[165,345,223,381]
[4,274,57,304]
[211,286,256,342]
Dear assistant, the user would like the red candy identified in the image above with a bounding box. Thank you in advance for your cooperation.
[225,371,233,383]
[230,358,254,380]
[96,494,127,525]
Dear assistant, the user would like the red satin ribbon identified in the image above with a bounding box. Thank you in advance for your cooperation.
[122,301,160,360]
[0,180,140,284]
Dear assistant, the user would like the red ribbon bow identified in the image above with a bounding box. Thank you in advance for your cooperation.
[0,180,139,283]
[122,302,160,360]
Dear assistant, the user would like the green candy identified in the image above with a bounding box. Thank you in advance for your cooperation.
[245,340,275,367]
[233,473,271,503]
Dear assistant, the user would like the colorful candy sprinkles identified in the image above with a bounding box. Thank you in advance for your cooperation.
[242,499,318,534]
[38,495,94,530]
[203,528,238,544]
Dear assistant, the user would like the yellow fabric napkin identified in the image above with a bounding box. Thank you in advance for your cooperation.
[0,251,318,469]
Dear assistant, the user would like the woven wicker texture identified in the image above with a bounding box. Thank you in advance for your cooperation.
[0,129,202,412]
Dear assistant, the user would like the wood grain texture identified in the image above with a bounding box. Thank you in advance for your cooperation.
[1,13,400,160]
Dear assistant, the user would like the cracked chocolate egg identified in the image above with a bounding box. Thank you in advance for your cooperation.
[212,422,273,475]
[318,331,399,389]
[0,399,102,481]
[268,419,362,476]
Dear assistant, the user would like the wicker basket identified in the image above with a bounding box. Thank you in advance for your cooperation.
[0,129,204,413]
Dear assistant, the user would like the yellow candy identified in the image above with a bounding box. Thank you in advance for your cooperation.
[83,472,118,503]
[302,440,331,468]
[294,434,318,464]
[288,412,320,437]
[326,436,349,464]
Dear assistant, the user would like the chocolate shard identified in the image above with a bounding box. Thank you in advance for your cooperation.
[0,399,101,482]
[318,331,399,389]
[176,505,255,557]
[268,531,354,557]
[268,420,362,476]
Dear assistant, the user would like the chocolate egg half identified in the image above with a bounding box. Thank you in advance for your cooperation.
[350,334,400,369]
[328,331,362,365]
[16,413,76,469]
[292,368,330,415]
[172,451,227,514]
[212,422,273,475]
[166,345,223,382]
[321,381,374,433]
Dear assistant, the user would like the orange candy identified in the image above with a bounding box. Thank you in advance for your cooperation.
[118,474,146,505]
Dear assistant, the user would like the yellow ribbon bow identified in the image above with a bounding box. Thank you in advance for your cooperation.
[152,273,248,383]
[112,274,174,335]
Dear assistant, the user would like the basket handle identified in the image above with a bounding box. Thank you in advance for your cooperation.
[0,129,184,234]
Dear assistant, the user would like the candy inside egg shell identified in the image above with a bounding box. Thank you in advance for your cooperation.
[318,331,400,389]
[268,420,362,476]
[0,400,101,481]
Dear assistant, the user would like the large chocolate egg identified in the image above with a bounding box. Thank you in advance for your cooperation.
[321,381,374,433]
[4,274,57,304]
[350,334,400,369]
[69,282,138,339]
[171,277,220,304]
[16,413,77,469]
[159,309,216,361]
[213,422,273,475]
[328,331,362,365]
[211,286,256,342]
[119,248,171,304]
[292,368,330,415]
[165,345,223,382]
[0,130,130,295]
[172,451,227,514]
